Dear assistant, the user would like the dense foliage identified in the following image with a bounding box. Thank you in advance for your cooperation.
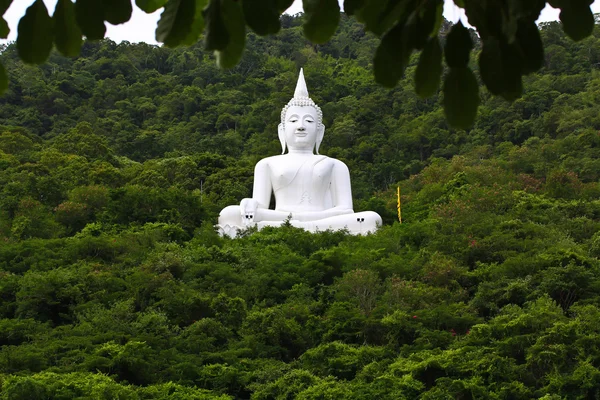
[1,15,600,398]
[1,0,599,129]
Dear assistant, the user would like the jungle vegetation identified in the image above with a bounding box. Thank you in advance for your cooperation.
[1,0,599,128]
[0,14,600,399]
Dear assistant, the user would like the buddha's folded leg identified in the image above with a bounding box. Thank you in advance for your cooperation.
[256,220,287,229]
[218,207,382,236]
[297,211,382,235]
[218,205,243,227]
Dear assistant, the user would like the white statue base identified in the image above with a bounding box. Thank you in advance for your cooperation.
[216,208,381,238]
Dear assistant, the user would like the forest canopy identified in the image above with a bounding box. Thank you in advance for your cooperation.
[1,0,599,128]
[1,13,600,398]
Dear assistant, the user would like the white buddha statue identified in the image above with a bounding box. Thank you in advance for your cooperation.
[217,69,382,237]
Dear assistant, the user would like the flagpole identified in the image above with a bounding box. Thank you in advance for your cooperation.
[397,186,402,224]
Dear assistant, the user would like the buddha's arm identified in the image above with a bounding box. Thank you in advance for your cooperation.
[244,159,291,221]
[255,208,293,221]
[291,208,353,221]
[251,159,272,209]
[330,160,354,209]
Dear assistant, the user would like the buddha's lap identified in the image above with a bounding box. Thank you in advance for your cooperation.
[219,205,381,229]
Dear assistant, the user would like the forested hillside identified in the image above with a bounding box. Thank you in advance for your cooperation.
[0,14,600,399]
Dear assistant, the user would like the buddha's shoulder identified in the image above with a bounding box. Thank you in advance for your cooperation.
[259,155,286,162]
[257,154,347,167]
[255,155,282,166]
[328,157,348,167]
[263,154,345,161]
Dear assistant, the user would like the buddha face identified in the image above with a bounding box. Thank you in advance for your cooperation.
[284,106,319,151]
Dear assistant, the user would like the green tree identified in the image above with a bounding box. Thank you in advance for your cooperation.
[2,0,599,128]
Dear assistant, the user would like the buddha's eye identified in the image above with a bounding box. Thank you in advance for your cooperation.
[289,118,298,122]
[306,119,314,123]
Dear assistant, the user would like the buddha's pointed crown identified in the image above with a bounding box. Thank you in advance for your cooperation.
[294,68,309,98]
[281,68,323,124]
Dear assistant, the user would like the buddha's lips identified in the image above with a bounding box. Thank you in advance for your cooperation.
[295,132,307,136]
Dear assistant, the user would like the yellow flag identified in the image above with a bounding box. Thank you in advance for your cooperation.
[397,186,402,223]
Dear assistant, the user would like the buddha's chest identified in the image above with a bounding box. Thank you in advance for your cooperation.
[270,156,333,194]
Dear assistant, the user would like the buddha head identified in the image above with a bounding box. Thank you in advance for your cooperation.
[279,69,325,154]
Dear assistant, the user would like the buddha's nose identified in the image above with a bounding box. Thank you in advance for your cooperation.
[298,126,305,131]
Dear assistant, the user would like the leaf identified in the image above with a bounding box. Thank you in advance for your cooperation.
[0,18,8,39]
[343,0,365,16]
[372,0,413,38]
[508,0,545,21]
[102,0,133,24]
[443,67,480,130]
[353,0,387,34]
[0,1,10,38]
[54,0,82,57]
[0,62,7,94]
[444,21,472,68]
[546,0,589,8]
[16,0,54,64]
[478,37,504,96]
[430,1,443,37]
[560,4,594,42]
[0,19,7,38]
[276,0,294,13]
[494,50,524,102]
[374,22,410,88]
[411,2,440,50]
[135,0,168,13]
[215,0,245,68]
[515,20,543,74]
[303,0,340,44]
[242,0,280,36]
[181,0,208,45]
[0,0,11,14]
[75,0,106,40]
[479,37,522,101]
[203,0,230,51]
[415,36,442,98]
[156,0,196,47]
[498,75,522,102]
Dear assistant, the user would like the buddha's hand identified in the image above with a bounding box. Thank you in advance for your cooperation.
[240,198,259,226]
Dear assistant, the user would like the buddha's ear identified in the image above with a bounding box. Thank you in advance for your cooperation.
[315,124,325,155]
[278,123,286,154]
